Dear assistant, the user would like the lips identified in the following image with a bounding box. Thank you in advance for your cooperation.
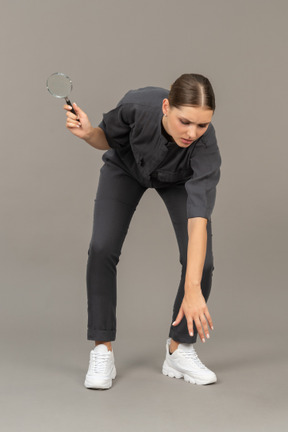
[180,138,193,145]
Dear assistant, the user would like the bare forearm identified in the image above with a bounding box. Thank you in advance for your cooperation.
[64,103,111,150]
[84,127,111,150]
[185,217,208,291]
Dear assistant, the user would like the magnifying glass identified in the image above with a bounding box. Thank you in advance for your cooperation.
[46,72,77,115]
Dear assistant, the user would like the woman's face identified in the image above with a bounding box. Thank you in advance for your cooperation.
[162,99,213,148]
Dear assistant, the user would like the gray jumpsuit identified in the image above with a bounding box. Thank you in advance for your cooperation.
[86,86,221,343]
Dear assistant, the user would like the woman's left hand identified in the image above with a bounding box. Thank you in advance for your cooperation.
[172,286,214,342]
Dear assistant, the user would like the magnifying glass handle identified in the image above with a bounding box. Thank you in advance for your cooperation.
[65,97,77,116]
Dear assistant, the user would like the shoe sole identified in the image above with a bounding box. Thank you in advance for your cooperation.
[84,366,117,390]
[162,361,217,385]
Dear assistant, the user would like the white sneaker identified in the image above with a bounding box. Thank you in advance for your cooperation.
[162,338,217,385]
[84,344,116,389]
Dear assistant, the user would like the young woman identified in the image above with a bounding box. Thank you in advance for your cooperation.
[64,74,222,389]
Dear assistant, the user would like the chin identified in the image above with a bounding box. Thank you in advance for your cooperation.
[176,141,193,148]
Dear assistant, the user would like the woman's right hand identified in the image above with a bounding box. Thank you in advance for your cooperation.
[63,102,94,141]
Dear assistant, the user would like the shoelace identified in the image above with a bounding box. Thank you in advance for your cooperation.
[91,352,111,373]
[179,348,207,369]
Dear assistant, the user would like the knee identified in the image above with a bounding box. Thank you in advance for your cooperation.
[203,255,214,275]
[88,239,120,265]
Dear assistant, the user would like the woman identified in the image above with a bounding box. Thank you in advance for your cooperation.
[64,74,222,389]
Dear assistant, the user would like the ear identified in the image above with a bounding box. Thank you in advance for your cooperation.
[162,98,170,116]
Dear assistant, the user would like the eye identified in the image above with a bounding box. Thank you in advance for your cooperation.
[198,124,208,129]
[180,119,190,125]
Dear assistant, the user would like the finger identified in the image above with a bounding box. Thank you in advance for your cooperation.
[63,104,72,111]
[194,317,205,343]
[71,103,84,123]
[72,102,83,116]
[66,121,81,129]
[187,318,194,337]
[200,313,210,339]
[205,309,214,330]
[66,114,81,126]
[66,111,79,121]
[66,116,81,124]
[172,307,184,326]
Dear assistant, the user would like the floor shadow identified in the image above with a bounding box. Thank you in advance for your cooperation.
[210,345,288,373]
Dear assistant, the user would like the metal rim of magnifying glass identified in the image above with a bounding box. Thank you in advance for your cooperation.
[46,72,73,98]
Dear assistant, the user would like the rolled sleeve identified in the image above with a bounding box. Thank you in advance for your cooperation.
[98,103,132,149]
[185,124,221,221]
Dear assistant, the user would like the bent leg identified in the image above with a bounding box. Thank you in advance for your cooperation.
[156,184,214,344]
[87,163,146,341]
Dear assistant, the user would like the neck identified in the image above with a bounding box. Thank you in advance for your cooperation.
[161,115,168,134]
[161,116,174,142]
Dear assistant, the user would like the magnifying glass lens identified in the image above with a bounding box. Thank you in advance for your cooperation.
[46,73,72,98]
[46,72,77,116]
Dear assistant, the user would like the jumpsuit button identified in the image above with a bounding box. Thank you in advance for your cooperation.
[139,158,145,166]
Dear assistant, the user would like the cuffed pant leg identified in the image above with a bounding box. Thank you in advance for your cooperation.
[86,163,146,341]
[156,184,214,344]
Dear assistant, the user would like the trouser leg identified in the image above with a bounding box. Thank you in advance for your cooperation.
[86,163,146,341]
[156,184,214,344]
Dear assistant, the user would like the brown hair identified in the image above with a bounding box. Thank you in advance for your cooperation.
[168,73,215,111]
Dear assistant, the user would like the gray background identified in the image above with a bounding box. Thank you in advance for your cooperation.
[1,0,287,430]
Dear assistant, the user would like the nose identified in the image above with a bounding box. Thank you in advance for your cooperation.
[187,125,197,140]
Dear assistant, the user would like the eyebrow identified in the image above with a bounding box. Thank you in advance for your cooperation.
[180,116,210,127]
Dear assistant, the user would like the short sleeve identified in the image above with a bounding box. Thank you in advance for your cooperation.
[98,103,134,149]
[185,124,221,221]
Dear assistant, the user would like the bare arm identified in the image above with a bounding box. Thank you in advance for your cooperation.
[185,217,207,288]
[172,217,214,342]
[84,127,110,150]
[63,103,111,150]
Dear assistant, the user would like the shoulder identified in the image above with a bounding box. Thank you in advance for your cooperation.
[190,122,221,165]
[202,123,216,141]
[195,123,217,149]
[117,86,169,108]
